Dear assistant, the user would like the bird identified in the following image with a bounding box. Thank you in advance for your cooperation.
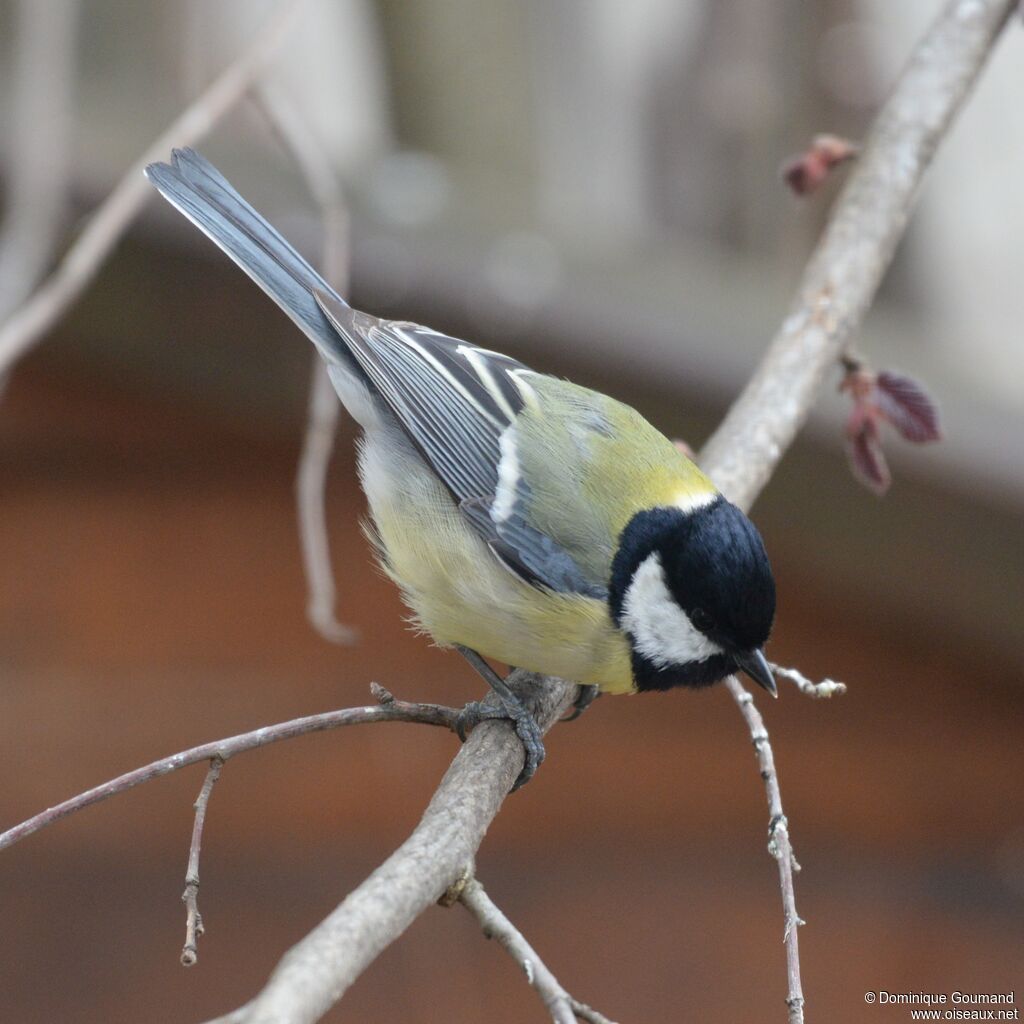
[145,148,777,788]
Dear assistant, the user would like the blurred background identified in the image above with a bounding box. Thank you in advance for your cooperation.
[1,1,1022,1021]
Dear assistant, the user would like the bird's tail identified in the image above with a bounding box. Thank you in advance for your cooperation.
[145,148,351,366]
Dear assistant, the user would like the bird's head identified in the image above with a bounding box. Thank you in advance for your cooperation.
[608,498,777,695]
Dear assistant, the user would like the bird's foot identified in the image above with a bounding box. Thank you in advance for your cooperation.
[454,700,508,743]
[562,684,600,722]
[453,696,545,790]
[502,695,546,791]
[454,646,546,791]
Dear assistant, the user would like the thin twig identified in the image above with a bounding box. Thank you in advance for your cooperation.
[0,0,80,321]
[725,677,805,1024]
[569,1000,619,1024]
[771,663,847,699]
[0,0,303,378]
[700,0,1018,510]
[0,687,460,853]
[181,756,224,966]
[458,877,620,1024]
[254,83,355,645]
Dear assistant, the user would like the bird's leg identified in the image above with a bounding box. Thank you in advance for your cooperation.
[562,684,600,722]
[454,646,545,790]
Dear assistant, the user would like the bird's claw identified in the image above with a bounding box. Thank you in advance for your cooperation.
[506,700,545,791]
[562,684,600,722]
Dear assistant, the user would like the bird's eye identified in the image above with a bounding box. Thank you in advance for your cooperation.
[690,607,714,633]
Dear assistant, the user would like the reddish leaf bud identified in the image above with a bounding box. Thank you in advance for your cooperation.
[873,371,942,443]
[847,416,891,495]
[782,134,860,196]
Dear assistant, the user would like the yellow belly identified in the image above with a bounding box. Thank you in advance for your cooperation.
[361,434,635,694]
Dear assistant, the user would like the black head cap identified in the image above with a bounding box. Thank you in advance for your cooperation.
[609,498,776,691]
[660,498,775,653]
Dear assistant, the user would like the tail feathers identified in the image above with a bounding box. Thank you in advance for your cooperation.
[145,148,351,365]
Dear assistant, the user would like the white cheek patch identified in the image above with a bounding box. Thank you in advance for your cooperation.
[620,552,723,668]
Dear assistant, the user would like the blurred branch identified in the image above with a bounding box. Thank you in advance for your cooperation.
[199,673,576,1024]
[0,0,302,379]
[725,677,805,1024]
[0,685,461,853]
[181,756,223,967]
[254,83,356,645]
[699,0,1017,510]
[295,361,353,641]
[0,0,80,322]
[457,876,620,1024]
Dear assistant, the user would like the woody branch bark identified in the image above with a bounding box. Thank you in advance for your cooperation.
[458,877,620,1024]
[199,2,1015,1022]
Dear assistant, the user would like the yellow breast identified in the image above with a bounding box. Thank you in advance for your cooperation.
[360,430,636,694]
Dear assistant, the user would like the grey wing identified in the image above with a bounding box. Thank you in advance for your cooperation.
[314,290,605,598]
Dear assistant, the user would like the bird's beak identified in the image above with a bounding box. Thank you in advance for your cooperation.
[736,648,777,698]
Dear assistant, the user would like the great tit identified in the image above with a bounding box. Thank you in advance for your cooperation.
[146,149,777,787]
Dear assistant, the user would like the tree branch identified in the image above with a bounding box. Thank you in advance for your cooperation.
[699,0,1017,510]
[0,686,461,853]
[199,672,576,1024]
[458,877,620,1024]
[0,0,302,377]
